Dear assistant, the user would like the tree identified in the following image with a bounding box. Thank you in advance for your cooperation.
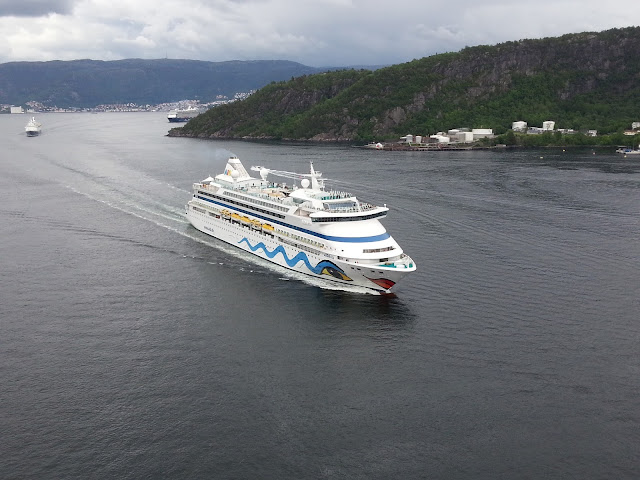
[504,130,517,145]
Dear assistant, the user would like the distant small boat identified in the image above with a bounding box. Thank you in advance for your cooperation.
[25,117,42,137]
[615,146,640,155]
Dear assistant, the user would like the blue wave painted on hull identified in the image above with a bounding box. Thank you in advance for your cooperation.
[238,238,350,279]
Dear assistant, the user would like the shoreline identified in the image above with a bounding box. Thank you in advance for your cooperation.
[166,130,629,152]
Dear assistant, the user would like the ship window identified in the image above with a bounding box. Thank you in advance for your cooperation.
[197,195,285,219]
[363,246,394,253]
[324,201,357,210]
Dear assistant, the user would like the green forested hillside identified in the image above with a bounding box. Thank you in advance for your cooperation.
[174,27,640,142]
[176,69,369,138]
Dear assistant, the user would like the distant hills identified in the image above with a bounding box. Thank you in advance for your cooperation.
[0,59,329,107]
[171,27,640,142]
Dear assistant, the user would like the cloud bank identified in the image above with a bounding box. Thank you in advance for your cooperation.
[0,0,637,66]
[0,0,74,17]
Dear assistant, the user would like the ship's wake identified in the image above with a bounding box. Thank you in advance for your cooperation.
[65,184,378,295]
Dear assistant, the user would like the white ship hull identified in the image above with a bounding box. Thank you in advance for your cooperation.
[186,206,413,293]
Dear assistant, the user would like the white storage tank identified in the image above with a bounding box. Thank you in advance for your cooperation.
[456,132,474,143]
[542,121,555,131]
[512,121,527,132]
[471,128,494,139]
[430,134,450,143]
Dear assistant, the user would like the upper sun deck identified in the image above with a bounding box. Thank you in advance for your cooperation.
[286,187,386,223]
[194,155,388,221]
[292,189,378,213]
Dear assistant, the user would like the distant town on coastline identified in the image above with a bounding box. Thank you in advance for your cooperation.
[391,121,640,147]
[360,119,640,151]
[1,90,255,115]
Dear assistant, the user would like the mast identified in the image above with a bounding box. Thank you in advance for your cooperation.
[310,162,321,191]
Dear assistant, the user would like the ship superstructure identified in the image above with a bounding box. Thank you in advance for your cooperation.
[167,106,200,122]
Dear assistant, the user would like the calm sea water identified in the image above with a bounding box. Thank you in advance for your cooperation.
[1,113,639,479]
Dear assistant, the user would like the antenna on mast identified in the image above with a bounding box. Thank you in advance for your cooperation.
[250,163,325,190]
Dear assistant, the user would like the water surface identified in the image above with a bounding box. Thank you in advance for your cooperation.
[1,113,639,479]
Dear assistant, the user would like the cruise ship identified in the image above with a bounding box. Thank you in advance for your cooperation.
[25,117,42,136]
[167,106,200,122]
[186,156,416,293]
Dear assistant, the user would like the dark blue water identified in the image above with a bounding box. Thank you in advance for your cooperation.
[1,113,639,479]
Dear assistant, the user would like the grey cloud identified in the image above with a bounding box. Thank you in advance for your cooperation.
[0,0,636,66]
[0,0,75,17]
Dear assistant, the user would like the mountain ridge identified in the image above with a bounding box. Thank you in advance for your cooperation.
[170,27,640,142]
[0,59,331,107]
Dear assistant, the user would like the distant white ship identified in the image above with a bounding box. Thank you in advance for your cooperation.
[362,142,384,150]
[25,117,42,136]
[167,106,200,123]
[186,155,416,293]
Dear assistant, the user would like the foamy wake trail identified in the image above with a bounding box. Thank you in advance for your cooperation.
[166,183,191,194]
[65,185,187,226]
[65,185,379,295]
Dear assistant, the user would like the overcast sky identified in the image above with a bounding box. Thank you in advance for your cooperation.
[0,0,637,67]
